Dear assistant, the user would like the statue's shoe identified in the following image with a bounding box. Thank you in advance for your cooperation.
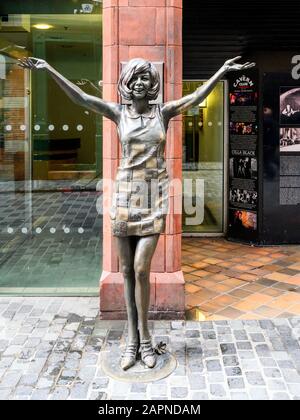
[120,343,139,370]
[140,339,157,368]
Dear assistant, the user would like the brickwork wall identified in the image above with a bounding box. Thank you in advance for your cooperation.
[100,0,184,318]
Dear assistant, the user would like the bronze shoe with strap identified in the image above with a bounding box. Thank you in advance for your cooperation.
[120,342,139,370]
[140,339,157,368]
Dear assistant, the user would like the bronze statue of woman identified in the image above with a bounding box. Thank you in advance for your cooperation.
[18,55,254,370]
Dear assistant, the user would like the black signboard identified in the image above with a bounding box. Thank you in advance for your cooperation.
[227,70,259,242]
[263,72,300,243]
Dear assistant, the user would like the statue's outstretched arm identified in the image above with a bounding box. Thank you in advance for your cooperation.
[161,56,255,121]
[18,57,121,124]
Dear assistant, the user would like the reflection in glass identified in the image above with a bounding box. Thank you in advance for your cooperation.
[182,81,224,233]
[0,11,103,295]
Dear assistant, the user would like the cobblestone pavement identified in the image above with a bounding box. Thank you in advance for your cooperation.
[0,297,300,400]
[184,238,300,320]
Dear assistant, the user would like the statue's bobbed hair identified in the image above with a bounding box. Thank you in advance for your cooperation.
[118,58,160,101]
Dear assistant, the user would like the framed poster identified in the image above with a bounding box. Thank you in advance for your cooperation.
[263,72,300,243]
[227,69,259,242]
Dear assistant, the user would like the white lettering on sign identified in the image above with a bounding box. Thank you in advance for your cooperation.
[233,75,254,88]
[291,55,300,80]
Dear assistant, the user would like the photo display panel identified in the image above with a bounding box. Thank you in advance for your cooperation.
[279,87,300,206]
[228,70,259,242]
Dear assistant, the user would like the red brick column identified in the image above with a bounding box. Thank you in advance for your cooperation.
[100,0,184,319]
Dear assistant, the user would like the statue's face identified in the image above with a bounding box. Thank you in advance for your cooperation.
[129,71,152,99]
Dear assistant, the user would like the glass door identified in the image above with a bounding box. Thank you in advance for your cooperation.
[0,9,103,295]
[182,80,225,234]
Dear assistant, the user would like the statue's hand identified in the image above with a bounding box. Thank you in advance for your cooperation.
[223,56,255,72]
[18,57,48,71]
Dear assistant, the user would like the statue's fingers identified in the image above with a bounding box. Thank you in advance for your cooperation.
[18,59,29,68]
[30,57,40,67]
[244,63,256,69]
[28,58,36,69]
[227,55,242,64]
[240,62,253,69]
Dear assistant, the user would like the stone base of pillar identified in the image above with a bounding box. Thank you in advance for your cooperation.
[99,270,185,320]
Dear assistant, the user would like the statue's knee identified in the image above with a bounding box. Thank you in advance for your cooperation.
[122,264,133,277]
[134,265,149,283]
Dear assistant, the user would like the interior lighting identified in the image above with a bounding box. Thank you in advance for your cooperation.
[33,24,53,30]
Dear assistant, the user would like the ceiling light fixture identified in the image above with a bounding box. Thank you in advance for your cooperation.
[33,24,53,30]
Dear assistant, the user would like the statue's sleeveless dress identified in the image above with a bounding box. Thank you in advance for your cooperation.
[110,104,169,237]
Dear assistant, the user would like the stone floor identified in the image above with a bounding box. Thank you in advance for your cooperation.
[183,238,300,321]
[0,189,102,294]
[0,179,101,193]
[0,297,300,400]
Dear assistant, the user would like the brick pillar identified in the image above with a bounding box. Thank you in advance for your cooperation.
[100,0,184,319]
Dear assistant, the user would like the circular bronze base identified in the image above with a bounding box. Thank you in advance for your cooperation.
[100,345,177,383]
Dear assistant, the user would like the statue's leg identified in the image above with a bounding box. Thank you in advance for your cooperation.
[116,236,140,370]
[116,236,139,344]
[134,234,160,367]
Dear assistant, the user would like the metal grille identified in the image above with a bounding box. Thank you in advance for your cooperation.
[183,0,300,78]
